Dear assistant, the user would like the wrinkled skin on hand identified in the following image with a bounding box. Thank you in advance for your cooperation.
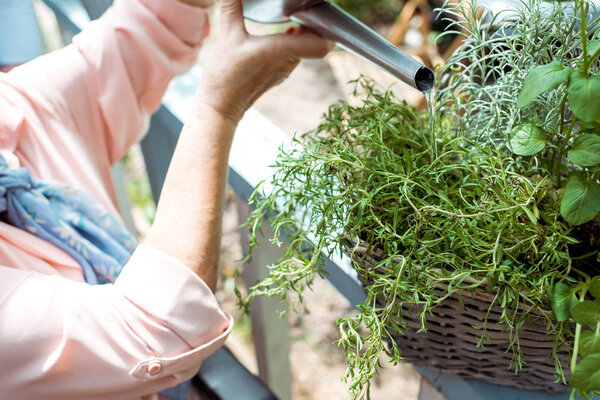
[196,0,333,123]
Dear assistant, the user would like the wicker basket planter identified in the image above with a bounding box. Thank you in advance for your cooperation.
[350,240,571,393]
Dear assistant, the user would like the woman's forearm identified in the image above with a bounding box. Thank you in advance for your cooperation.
[144,0,330,292]
[144,105,236,291]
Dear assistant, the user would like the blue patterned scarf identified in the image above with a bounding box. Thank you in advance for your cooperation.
[0,152,189,400]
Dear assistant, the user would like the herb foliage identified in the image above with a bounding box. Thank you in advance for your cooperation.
[240,0,600,398]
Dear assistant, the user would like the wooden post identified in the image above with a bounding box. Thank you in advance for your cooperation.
[419,376,447,400]
[387,0,427,45]
[235,196,293,400]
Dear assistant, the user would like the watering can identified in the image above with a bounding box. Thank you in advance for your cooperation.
[242,0,435,93]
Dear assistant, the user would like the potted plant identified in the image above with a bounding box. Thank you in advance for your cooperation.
[240,0,600,398]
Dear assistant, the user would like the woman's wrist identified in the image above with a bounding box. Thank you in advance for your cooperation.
[193,94,245,127]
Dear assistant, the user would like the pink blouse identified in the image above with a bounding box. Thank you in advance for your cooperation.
[0,0,232,399]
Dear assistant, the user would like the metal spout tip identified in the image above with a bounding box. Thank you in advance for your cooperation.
[415,67,435,93]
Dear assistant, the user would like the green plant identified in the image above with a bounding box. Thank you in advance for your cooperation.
[442,1,600,396]
[438,2,600,393]
[437,0,600,226]
[240,0,600,398]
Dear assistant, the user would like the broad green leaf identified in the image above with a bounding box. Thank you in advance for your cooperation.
[568,72,600,122]
[568,134,600,167]
[517,61,570,108]
[571,353,600,392]
[571,301,600,328]
[579,330,600,358]
[589,40,600,61]
[579,118,600,133]
[560,173,600,226]
[591,277,600,299]
[507,124,547,156]
[552,282,578,322]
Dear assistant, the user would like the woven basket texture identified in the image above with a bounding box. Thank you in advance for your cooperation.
[350,241,571,393]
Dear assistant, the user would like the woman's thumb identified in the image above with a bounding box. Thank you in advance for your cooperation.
[275,31,333,60]
[219,0,245,30]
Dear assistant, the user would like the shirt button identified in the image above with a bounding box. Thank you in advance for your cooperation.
[148,362,162,376]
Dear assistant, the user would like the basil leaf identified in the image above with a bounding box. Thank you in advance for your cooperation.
[507,124,547,156]
[568,71,600,123]
[589,39,600,61]
[579,330,600,358]
[560,172,600,226]
[568,134,600,167]
[571,353,600,392]
[517,61,570,108]
[552,283,578,322]
[571,301,600,328]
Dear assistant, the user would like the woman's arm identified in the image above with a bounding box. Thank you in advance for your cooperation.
[0,2,330,398]
[0,248,232,400]
[144,0,332,290]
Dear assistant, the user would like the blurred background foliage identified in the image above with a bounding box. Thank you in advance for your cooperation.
[332,0,403,25]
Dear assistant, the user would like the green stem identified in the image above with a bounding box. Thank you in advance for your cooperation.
[572,267,592,281]
[570,287,589,380]
[554,91,569,182]
[571,322,582,373]
[580,1,590,74]
[555,119,576,187]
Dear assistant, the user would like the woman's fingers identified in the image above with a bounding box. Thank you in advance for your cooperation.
[272,31,333,59]
[219,0,245,34]
[197,8,332,124]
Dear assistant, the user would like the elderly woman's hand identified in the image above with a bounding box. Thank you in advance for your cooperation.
[195,0,333,123]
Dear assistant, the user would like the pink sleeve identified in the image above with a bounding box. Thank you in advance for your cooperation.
[7,0,210,165]
[0,245,232,399]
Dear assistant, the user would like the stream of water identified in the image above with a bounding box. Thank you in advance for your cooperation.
[425,87,438,160]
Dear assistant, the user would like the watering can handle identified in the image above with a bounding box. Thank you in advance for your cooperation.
[290,2,434,92]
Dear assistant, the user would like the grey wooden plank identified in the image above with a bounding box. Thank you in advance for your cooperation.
[416,367,581,400]
[197,347,278,400]
[41,0,90,34]
[236,197,292,400]
[79,0,113,19]
[139,106,181,202]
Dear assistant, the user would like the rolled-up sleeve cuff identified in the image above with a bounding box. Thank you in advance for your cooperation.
[128,320,232,381]
[142,0,212,45]
[114,244,232,349]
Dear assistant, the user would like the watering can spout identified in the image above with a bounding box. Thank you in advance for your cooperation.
[290,2,434,93]
[242,0,435,93]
